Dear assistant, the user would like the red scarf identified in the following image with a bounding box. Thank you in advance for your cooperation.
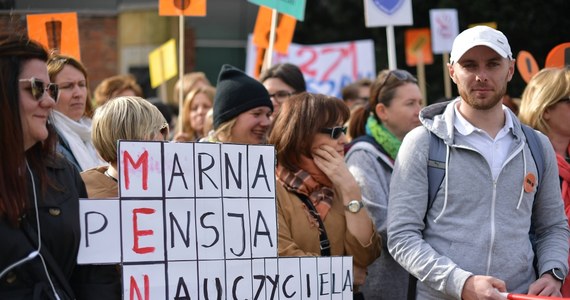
[558,150,570,221]
[559,145,570,297]
[276,155,334,220]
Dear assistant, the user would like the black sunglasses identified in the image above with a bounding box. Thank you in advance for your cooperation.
[19,78,59,102]
[377,70,417,94]
[319,126,347,139]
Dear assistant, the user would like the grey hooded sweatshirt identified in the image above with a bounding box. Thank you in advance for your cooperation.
[387,99,569,299]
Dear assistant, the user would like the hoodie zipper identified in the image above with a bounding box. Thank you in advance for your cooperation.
[486,139,525,275]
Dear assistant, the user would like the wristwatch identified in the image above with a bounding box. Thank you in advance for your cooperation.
[346,200,364,213]
[544,268,565,282]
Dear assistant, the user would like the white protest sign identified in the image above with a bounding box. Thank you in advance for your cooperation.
[246,37,376,98]
[78,141,355,299]
[363,0,413,27]
[429,9,459,54]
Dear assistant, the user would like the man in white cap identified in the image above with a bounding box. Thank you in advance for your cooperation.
[387,26,569,299]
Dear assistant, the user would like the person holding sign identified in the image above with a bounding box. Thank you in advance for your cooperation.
[267,92,381,299]
[207,64,273,144]
[519,67,570,297]
[344,69,422,299]
[259,63,306,113]
[47,54,105,172]
[0,35,87,299]
[387,26,569,299]
[73,96,169,299]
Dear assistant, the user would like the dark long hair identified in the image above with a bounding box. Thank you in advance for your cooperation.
[0,35,56,227]
[259,63,307,93]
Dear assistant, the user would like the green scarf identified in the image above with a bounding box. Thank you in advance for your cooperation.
[366,115,401,160]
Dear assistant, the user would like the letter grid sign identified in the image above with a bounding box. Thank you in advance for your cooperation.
[78,141,354,299]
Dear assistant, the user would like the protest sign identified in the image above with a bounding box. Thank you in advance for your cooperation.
[516,51,540,84]
[248,0,306,21]
[78,141,355,299]
[246,38,376,98]
[26,12,81,60]
[149,39,178,88]
[159,0,206,16]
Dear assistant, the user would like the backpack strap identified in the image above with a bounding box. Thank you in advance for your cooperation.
[427,132,446,210]
[521,124,545,185]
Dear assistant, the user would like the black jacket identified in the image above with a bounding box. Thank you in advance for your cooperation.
[0,156,87,299]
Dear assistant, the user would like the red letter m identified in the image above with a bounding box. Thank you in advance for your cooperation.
[123,150,149,190]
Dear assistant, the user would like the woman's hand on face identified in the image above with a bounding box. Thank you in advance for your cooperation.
[312,145,358,190]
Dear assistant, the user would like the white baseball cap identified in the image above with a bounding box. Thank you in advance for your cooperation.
[450,26,513,64]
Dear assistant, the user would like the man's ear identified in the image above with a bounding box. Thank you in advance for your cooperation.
[448,63,457,84]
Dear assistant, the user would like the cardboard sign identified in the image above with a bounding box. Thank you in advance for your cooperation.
[545,42,570,68]
[363,0,413,27]
[26,12,81,60]
[429,9,458,54]
[249,0,306,21]
[405,28,434,66]
[516,51,540,84]
[247,38,376,98]
[253,5,296,54]
[148,39,178,88]
[78,141,355,299]
[159,0,206,16]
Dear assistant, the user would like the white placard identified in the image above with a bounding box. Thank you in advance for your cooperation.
[363,0,413,27]
[246,37,376,98]
[429,9,459,54]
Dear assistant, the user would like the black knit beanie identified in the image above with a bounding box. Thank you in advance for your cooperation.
[213,64,273,129]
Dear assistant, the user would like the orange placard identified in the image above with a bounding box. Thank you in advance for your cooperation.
[26,12,81,60]
[159,0,206,16]
[516,50,540,84]
[545,42,570,68]
[405,28,433,66]
[253,6,296,54]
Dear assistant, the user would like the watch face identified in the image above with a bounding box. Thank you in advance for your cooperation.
[552,268,565,281]
[347,201,362,213]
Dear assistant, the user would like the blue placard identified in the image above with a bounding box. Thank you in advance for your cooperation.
[248,0,306,21]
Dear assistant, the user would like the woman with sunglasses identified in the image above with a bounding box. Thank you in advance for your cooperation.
[344,69,422,299]
[47,54,105,172]
[519,67,570,296]
[73,96,168,299]
[0,35,88,299]
[267,92,380,300]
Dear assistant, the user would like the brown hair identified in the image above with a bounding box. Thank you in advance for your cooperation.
[93,74,143,107]
[348,69,417,140]
[268,92,350,172]
[47,53,94,118]
[0,35,57,226]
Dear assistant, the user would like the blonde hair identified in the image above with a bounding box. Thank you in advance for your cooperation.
[209,118,237,143]
[92,96,167,163]
[519,67,570,134]
[176,86,215,141]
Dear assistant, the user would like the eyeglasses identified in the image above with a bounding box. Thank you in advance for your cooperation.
[319,126,347,139]
[376,70,417,95]
[268,91,293,103]
[19,78,59,102]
